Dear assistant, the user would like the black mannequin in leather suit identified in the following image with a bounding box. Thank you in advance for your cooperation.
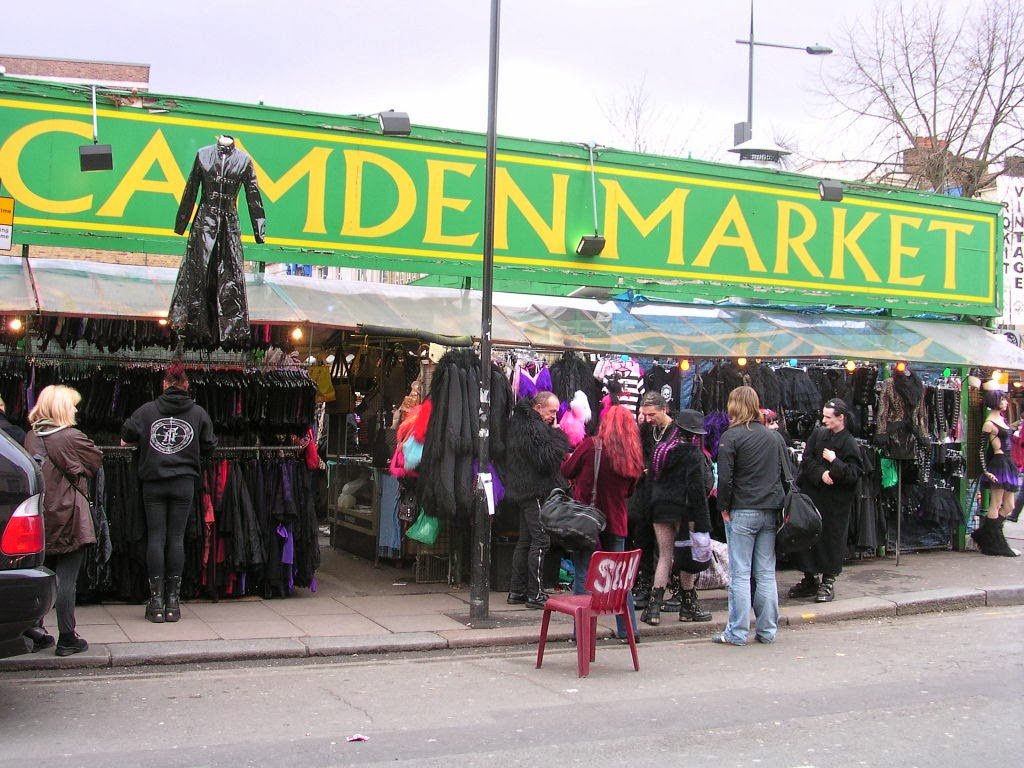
[169,136,266,350]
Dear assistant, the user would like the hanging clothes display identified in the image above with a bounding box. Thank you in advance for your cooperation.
[168,136,266,350]
[875,369,930,460]
[594,355,645,413]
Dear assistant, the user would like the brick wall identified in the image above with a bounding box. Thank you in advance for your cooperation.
[0,55,149,87]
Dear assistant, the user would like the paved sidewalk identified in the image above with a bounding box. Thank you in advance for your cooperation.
[3,521,1022,671]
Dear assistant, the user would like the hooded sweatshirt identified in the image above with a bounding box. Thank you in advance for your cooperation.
[121,387,216,482]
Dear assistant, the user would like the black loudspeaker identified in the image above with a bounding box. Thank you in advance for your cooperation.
[79,144,113,172]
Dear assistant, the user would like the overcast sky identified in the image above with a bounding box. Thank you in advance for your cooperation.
[4,0,970,166]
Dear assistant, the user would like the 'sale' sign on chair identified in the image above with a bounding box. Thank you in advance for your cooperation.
[535,549,641,677]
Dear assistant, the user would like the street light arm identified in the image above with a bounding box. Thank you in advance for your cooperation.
[736,39,832,55]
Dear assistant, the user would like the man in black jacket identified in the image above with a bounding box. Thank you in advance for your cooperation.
[503,392,569,608]
[0,396,26,446]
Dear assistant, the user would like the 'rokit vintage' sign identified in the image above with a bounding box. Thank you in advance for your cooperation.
[0,79,1003,315]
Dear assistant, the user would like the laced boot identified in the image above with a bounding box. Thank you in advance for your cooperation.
[164,576,182,622]
[632,573,652,610]
[145,577,165,623]
[678,588,712,622]
[641,587,664,626]
[787,573,819,599]
[661,574,682,612]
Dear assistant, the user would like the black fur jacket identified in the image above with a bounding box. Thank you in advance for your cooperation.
[502,399,570,503]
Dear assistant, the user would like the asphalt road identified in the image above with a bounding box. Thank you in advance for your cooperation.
[1,607,1021,768]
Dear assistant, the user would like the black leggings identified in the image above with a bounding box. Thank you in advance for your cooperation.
[142,476,196,580]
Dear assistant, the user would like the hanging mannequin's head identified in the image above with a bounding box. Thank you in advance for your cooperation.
[164,361,189,392]
[217,134,235,148]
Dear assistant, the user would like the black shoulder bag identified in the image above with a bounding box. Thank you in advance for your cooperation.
[539,440,607,552]
[775,442,822,555]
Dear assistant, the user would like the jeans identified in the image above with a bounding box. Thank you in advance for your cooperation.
[722,509,779,644]
[572,533,638,639]
[509,497,549,597]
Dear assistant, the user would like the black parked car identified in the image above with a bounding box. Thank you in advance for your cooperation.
[0,429,55,659]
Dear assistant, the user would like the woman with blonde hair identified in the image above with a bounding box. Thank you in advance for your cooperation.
[24,385,103,657]
[713,385,787,645]
[561,404,645,638]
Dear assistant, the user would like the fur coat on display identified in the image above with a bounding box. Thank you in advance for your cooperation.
[416,350,481,523]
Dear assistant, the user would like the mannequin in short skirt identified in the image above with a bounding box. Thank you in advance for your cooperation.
[973,388,1020,557]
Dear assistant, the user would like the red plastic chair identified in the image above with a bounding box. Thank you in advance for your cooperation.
[535,549,641,677]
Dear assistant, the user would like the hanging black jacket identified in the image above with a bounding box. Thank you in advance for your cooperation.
[502,399,570,503]
[168,141,266,349]
[121,387,217,482]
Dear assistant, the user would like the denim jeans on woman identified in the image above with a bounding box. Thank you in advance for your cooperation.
[571,533,638,639]
[722,508,779,645]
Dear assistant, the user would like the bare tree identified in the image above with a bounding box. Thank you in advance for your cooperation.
[822,0,1023,197]
[600,75,666,154]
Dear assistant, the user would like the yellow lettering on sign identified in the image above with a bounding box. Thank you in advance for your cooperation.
[830,209,881,282]
[692,195,766,272]
[887,215,925,286]
[928,220,974,290]
[97,130,186,218]
[775,201,823,277]
[600,181,688,263]
[240,140,331,235]
[423,159,478,247]
[0,119,93,213]
[340,150,416,238]
[494,168,568,253]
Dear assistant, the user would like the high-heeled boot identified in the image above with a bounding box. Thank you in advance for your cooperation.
[641,587,664,626]
[145,577,165,623]
[164,576,182,622]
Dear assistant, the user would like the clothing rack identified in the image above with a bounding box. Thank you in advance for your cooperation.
[98,444,305,458]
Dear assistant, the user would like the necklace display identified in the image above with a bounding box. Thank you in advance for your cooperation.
[653,422,668,442]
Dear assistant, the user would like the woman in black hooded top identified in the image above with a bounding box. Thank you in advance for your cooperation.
[121,362,216,623]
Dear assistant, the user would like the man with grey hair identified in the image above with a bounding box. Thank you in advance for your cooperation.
[503,391,570,608]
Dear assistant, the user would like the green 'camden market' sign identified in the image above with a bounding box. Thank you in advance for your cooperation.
[0,78,1003,316]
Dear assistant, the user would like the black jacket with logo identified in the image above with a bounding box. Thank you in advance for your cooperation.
[121,387,216,482]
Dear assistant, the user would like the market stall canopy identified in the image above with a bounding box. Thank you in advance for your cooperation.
[2,256,1024,370]
[0,256,36,313]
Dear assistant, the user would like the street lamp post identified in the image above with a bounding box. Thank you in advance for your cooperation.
[469,0,501,623]
[734,0,832,145]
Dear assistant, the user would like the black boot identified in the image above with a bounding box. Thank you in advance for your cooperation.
[815,575,836,603]
[679,588,712,622]
[992,518,1020,557]
[641,587,664,626]
[632,573,652,610]
[972,517,1017,556]
[165,576,182,622]
[145,577,165,623]
[788,573,819,599]
[661,574,682,612]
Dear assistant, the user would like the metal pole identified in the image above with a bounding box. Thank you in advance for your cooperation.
[91,85,99,143]
[746,0,754,134]
[470,0,501,622]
